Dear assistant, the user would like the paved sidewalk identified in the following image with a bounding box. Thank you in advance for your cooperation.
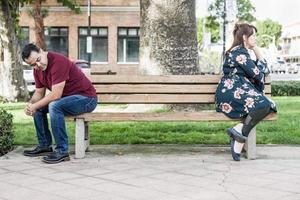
[0,145,300,200]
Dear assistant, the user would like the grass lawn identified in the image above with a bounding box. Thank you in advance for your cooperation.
[2,96,300,145]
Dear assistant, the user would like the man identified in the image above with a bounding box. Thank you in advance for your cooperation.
[22,43,97,164]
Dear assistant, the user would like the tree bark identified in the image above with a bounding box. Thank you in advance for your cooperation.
[33,0,46,50]
[139,0,200,111]
[139,0,199,75]
[0,0,28,102]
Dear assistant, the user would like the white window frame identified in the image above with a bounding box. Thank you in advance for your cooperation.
[78,27,108,63]
[117,27,139,64]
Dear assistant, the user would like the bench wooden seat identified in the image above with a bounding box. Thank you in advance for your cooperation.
[67,75,276,159]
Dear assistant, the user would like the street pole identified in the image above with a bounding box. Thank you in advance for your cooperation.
[87,0,92,68]
[222,0,226,61]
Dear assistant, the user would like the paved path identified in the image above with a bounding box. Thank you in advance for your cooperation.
[1,145,300,200]
[270,73,300,81]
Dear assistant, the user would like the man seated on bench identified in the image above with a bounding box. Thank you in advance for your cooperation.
[22,43,97,164]
[215,23,277,161]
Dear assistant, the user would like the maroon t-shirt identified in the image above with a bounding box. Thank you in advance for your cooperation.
[34,52,96,97]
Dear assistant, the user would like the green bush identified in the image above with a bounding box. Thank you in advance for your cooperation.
[0,109,14,156]
[271,81,300,96]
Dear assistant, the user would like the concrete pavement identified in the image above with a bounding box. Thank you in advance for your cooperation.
[270,73,300,81]
[0,145,300,200]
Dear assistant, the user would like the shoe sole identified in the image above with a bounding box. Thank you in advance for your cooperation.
[23,152,53,157]
[42,156,70,164]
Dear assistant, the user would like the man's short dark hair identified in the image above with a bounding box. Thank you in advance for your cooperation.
[22,43,40,61]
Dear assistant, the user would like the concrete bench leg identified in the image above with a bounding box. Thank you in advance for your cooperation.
[75,118,86,159]
[84,121,90,151]
[245,126,256,159]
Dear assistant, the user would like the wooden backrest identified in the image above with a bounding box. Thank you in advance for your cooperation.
[88,75,272,104]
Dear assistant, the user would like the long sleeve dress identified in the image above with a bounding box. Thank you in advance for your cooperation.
[215,46,277,119]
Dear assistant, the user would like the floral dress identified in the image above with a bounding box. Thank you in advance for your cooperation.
[215,46,277,119]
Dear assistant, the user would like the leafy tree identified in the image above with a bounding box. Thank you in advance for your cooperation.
[197,16,220,44]
[205,15,221,43]
[206,0,256,43]
[236,0,256,22]
[0,0,80,101]
[29,0,80,50]
[208,0,255,22]
[256,19,282,48]
[0,0,32,101]
[197,18,204,44]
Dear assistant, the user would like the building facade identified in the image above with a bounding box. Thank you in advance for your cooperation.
[280,22,300,64]
[19,0,140,74]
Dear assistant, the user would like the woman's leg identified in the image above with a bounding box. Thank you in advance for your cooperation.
[242,105,272,137]
[229,123,245,161]
[229,105,273,161]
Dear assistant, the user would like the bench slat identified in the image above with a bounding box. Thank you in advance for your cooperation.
[94,84,271,94]
[89,75,272,84]
[97,94,272,104]
[70,112,276,122]
[98,94,214,103]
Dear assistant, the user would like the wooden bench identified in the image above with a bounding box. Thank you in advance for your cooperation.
[69,75,276,159]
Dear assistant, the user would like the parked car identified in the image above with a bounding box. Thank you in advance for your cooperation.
[296,63,300,73]
[74,60,90,75]
[287,63,299,74]
[271,60,287,74]
[23,60,90,93]
[23,62,35,93]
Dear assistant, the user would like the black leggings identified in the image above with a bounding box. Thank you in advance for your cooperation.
[242,105,273,137]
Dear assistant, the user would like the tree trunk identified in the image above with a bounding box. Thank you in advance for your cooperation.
[139,0,199,75]
[139,0,200,111]
[0,0,28,102]
[33,0,46,50]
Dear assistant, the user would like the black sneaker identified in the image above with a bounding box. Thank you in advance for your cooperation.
[23,146,53,157]
[42,152,70,164]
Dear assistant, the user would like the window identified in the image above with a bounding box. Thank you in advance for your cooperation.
[78,27,108,62]
[19,27,29,49]
[44,27,68,57]
[117,27,139,63]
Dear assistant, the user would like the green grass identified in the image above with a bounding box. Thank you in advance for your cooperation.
[2,96,300,145]
[0,102,27,110]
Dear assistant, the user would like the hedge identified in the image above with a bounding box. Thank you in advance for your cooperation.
[272,81,300,96]
[0,109,14,156]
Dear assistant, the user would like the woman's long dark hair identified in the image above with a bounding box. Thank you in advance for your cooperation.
[226,23,257,54]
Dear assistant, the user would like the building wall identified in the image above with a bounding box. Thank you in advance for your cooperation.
[43,0,139,6]
[281,22,300,54]
[19,0,140,75]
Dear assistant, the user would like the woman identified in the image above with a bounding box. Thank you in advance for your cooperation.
[215,23,277,161]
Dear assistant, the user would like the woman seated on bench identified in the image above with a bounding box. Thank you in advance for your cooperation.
[215,23,277,161]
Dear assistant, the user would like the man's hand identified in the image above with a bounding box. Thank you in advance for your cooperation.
[24,103,32,116]
[24,103,37,116]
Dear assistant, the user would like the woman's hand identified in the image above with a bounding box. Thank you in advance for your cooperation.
[253,46,270,76]
[252,46,264,60]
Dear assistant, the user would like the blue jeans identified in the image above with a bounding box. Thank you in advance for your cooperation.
[33,95,97,154]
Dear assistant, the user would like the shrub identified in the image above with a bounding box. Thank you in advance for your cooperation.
[0,109,14,156]
[271,81,300,96]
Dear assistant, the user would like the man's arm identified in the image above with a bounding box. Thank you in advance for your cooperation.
[25,88,46,116]
[27,81,66,115]
[29,88,46,103]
